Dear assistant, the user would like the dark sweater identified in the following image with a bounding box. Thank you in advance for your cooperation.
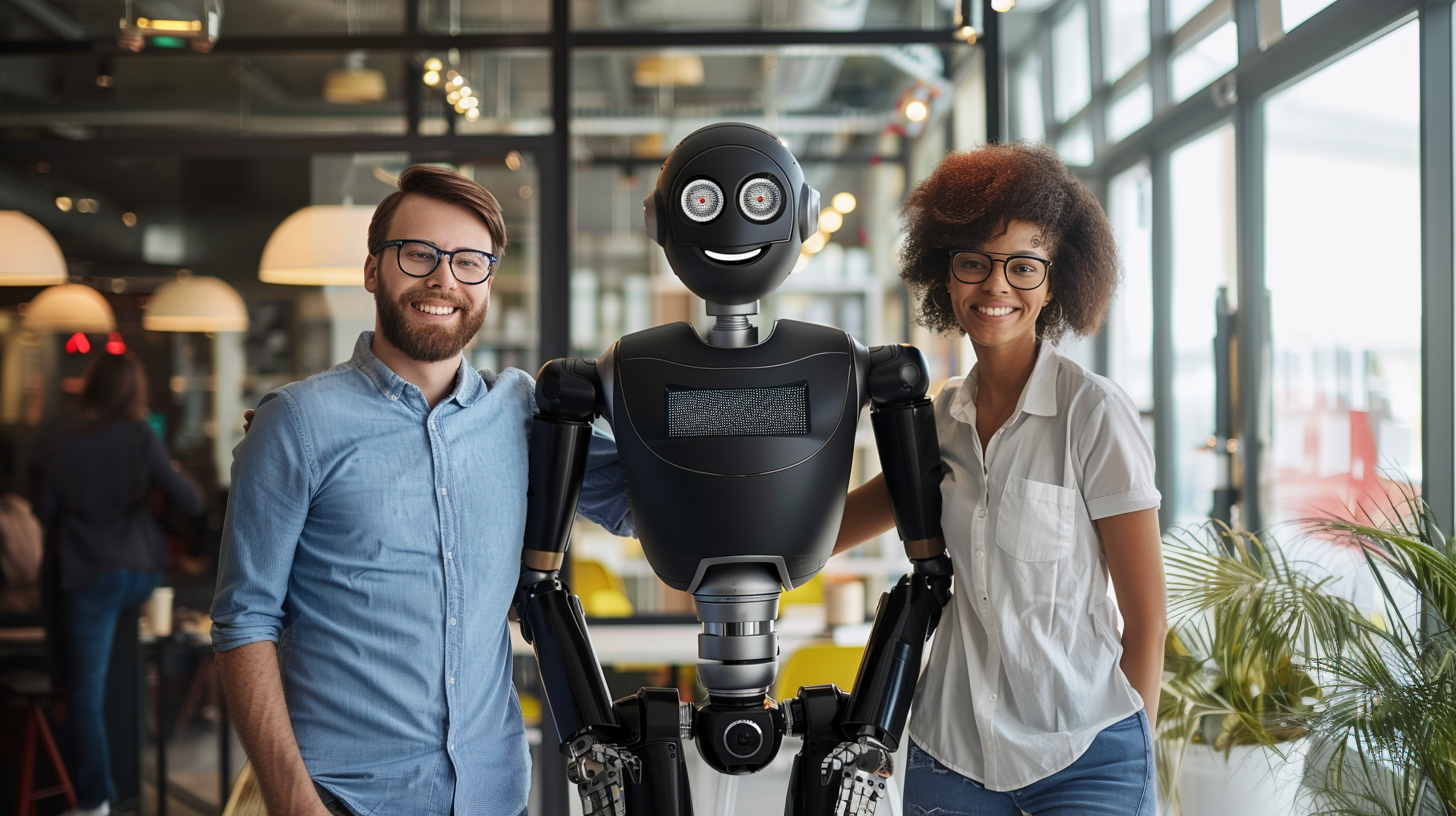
[31,417,203,591]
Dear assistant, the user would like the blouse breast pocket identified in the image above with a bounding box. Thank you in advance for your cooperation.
[995,476,1076,562]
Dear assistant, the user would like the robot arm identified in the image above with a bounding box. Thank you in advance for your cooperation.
[817,345,954,816]
[516,358,639,816]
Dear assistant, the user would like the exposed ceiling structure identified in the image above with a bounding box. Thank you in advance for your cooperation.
[0,0,979,284]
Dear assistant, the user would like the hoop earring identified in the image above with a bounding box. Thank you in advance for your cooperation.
[1041,298,1065,327]
[929,284,952,314]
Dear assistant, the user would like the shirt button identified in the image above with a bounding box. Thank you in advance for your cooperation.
[389,394,398,401]
[977,509,986,518]
[449,677,455,685]
[450,617,457,625]
[987,746,996,755]
[989,693,998,702]
[440,487,448,496]
[445,551,453,559]
[976,549,984,559]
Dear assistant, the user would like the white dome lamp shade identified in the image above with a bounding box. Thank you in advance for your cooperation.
[0,211,69,286]
[259,205,375,286]
[23,284,116,333]
[143,274,249,332]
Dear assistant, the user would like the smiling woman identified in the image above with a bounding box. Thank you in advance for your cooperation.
[836,140,1166,816]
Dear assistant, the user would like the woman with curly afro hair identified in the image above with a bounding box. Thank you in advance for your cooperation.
[835,142,1166,815]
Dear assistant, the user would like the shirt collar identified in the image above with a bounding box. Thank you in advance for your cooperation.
[349,331,484,408]
[949,341,1060,426]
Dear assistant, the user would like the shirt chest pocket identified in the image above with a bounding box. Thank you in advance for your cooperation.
[995,476,1076,562]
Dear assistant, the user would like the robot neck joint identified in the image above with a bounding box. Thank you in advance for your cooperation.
[705,300,759,348]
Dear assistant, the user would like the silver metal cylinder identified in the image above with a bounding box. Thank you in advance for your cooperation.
[692,562,783,698]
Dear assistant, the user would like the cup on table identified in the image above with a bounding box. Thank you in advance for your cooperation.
[143,586,175,638]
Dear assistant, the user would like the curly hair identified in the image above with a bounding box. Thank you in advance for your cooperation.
[898,141,1119,344]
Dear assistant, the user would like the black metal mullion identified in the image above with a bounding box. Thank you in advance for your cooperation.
[984,0,1004,143]
[1421,0,1455,543]
[1151,148,1175,531]
[1149,0,1170,113]
[1088,0,1108,155]
[1230,0,1265,533]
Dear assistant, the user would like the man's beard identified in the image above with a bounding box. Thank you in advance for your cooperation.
[376,284,488,363]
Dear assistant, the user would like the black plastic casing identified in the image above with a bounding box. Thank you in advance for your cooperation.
[604,320,869,591]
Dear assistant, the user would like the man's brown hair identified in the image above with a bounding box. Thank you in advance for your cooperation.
[368,165,509,255]
[899,141,1119,344]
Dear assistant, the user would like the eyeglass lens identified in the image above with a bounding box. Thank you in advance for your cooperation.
[395,241,494,284]
[951,252,1047,290]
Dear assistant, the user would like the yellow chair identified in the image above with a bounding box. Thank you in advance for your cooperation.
[571,558,634,618]
[774,642,865,700]
[780,572,826,608]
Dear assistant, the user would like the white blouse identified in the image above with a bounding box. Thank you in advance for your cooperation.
[906,342,1161,791]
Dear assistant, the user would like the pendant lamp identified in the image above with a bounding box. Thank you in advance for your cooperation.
[258,205,374,286]
[143,273,249,332]
[0,211,69,286]
[23,284,116,333]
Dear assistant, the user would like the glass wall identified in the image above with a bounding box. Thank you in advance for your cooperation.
[1264,22,1422,523]
[1169,123,1236,524]
[1106,162,1155,445]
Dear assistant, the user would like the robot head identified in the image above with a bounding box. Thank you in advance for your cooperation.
[644,123,820,306]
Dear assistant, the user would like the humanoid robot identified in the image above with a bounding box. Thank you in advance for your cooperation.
[513,123,953,816]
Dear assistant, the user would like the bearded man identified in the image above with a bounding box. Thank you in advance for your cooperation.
[211,166,632,816]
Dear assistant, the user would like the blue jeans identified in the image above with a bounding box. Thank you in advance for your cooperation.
[903,710,1155,816]
[61,569,161,808]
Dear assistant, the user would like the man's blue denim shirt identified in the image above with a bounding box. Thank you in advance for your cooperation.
[212,332,633,816]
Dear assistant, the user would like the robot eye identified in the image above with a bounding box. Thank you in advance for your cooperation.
[738,177,783,222]
[680,179,725,223]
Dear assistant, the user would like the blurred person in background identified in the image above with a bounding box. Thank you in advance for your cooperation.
[0,439,43,617]
[32,351,204,816]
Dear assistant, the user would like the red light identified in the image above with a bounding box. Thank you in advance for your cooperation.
[65,333,91,354]
[106,332,126,355]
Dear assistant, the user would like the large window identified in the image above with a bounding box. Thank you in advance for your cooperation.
[1169,124,1236,524]
[1264,22,1422,523]
[1107,163,1155,445]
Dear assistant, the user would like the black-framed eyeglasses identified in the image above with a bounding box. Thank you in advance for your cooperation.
[373,239,498,285]
[949,250,1051,290]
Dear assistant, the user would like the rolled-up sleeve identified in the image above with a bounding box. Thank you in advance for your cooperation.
[579,423,635,538]
[1077,394,1161,521]
[211,390,315,651]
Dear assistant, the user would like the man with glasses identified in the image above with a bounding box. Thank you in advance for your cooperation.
[212,166,633,816]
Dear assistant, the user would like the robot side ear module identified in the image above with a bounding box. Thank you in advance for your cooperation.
[642,122,822,309]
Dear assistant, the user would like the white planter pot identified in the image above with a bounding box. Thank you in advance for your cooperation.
[1167,742,1307,816]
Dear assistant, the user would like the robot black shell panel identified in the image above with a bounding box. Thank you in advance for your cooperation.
[607,320,870,592]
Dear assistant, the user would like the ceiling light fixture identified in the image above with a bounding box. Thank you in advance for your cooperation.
[991,0,1015,11]
[831,192,857,214]
[258,205,374,286]
[0,211,69,286]
[905,99,930,122]
[144,273,249,332]
[23,284,116,333]
[325,51,388,104]
[819,209,844,233]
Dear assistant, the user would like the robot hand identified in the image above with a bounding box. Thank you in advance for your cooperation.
[566,733,642,816]
[820,736,894,816]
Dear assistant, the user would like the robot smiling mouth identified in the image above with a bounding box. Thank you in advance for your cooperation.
[702,247,765,264]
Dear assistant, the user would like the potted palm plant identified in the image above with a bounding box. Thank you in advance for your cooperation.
[1159,491,1456,816]
[1159,523,1333,816]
